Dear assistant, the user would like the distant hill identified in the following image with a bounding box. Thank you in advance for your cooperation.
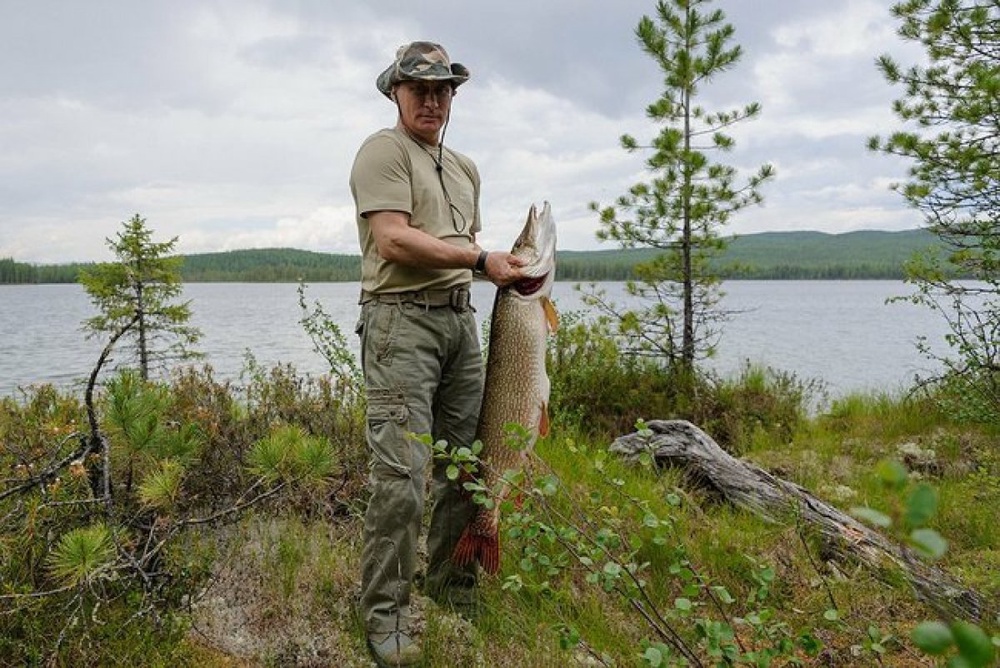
[720,229,940,278]
[557,228,942,281]
[1,229,947,284]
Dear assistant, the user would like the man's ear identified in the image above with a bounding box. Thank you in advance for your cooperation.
[390,86,397,101]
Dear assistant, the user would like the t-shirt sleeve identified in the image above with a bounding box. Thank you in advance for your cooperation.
[469,159,482,235]
[350,132,412,218]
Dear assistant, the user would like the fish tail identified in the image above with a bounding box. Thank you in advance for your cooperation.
[452,526,501,575]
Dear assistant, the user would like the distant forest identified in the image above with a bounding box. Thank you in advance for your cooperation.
[1,228,950,284]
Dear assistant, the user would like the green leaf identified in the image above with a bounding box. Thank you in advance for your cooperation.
[911,621,954,655]
[603,561,622,577]
[951,621,995,666]
[851,506,893,528]
[712,585,735,605]
[799,632,822,655]
[643,646,663,667]
[910,528,948,560]
[556,624,580,650]
[876,459,909,488]
[905,483,938,528]
[446,464,459,481]
[824,608,840,622]
[541,477,559,496]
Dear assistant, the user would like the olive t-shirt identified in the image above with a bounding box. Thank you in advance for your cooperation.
[350,127,482,294]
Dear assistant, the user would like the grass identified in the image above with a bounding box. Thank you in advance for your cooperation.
[1,364,996,667]
[176,394,996,667]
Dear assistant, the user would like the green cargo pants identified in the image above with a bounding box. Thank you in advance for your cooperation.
[356,295,482,634]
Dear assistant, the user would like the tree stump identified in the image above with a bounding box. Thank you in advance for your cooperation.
[609,419,985,622]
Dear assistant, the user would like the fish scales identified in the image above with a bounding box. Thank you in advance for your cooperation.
[453,202,557,575]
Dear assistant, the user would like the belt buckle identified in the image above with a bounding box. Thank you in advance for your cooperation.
[450,287,470,312]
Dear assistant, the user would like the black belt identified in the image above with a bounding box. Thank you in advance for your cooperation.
[360,286,472,312]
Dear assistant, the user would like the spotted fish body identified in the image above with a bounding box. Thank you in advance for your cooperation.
[453,202,558,575]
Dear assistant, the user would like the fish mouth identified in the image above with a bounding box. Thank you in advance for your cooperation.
[510,202,556,294]
[513,272,551,296]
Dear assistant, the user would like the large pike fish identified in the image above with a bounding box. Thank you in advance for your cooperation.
[453,202,558,575]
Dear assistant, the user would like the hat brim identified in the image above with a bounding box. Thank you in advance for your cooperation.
[376,63,470,99]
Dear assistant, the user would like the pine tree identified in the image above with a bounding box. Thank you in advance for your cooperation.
[869,0,999,421]
[79,214,201,380]
[588,0,773,378]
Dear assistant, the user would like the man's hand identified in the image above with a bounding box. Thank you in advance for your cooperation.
[482,251,526,286]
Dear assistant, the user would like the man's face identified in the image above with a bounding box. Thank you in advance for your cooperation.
[395,81,454,144]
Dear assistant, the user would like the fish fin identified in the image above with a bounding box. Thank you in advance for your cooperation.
[539,401,550,437]
[453,525,501,576]
[542,297,559,332]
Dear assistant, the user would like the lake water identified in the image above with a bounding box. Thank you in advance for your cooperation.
[0,281,951,401]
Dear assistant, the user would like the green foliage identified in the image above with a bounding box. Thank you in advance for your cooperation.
[463,426,823,666]
[711,229,948,280]
[78,213,202,380]
[0,257,39,283]
[851,457,998,665]
[137,459,185,510]
[0,351,367,665]
[5,343,997,665]
[248,424,336,483]
[851,457,950,559]
[0,257,91,283]
[180,247,360,282]
[47,522,116,587]
[696,363,821,454]
[547,309,687,435]
[103,369,206,502]
[548,313,815,454]
[588,0,774,375]
[871,0,1000,425]
[297,281,362,394]
[922,365,1000,427]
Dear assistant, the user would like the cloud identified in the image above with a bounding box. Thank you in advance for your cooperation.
[0,0,922,264]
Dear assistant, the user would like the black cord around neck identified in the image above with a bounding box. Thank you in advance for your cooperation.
[391,96,465,232]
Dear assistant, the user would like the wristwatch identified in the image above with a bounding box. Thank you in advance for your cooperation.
[474,250,489,274]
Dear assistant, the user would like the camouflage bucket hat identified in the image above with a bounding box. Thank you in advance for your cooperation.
[376,41,470,99]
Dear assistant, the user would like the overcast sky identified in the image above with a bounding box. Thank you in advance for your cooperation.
[1,0,926,264]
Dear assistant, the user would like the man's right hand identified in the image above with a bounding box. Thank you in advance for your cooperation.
[482,251,526,286]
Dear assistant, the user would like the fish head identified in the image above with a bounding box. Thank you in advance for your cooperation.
[508,202,556,299]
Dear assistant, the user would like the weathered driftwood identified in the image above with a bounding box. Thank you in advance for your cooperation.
[609,419,985,622]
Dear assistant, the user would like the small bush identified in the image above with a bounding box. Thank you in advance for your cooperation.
[548,311,685,435]
[695,363,820,454]
[0,358,366,666]
[549,317,816,453]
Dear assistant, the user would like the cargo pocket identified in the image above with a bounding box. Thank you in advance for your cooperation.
[366,387,411,477]
[370,303,400,365]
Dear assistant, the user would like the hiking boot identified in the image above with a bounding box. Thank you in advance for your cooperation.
[429,585,480,621]
[367,630,423,667]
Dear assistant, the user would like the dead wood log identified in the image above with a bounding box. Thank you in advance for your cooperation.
[609,419,986,623]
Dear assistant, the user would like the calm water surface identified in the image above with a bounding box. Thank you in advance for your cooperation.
[0,281,949,400]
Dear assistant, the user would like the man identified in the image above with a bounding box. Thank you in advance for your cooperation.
[350,41,524,666]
